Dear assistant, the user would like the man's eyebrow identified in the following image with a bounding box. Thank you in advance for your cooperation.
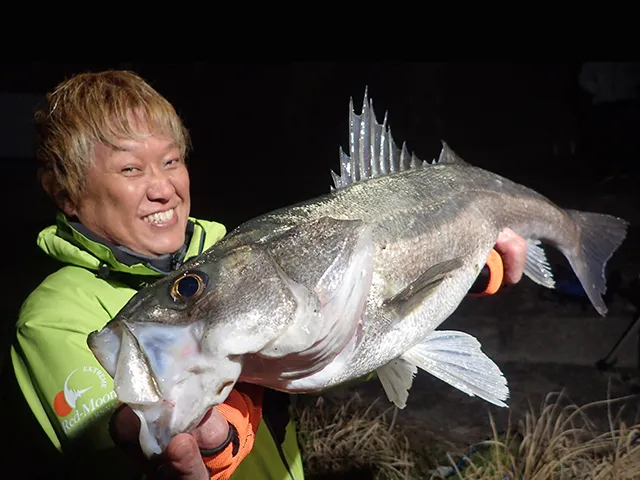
[111,140,178,153]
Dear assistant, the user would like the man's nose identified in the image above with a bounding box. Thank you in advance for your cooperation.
[147,171,176,201]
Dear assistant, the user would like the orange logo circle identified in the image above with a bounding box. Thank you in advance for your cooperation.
[53,390,72,417]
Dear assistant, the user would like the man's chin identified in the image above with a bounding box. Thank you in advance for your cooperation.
[138,235,186,257]
[138,221,188,256]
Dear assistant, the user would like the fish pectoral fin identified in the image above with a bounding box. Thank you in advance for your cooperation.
[383,258,464,320]
[376,357,417,409]
[523,239,556,289]
[401,330,509,408]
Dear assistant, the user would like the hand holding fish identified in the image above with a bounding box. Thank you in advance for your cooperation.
[495,228,528,285]
[110,403,227,479]
[110,385,262,480]
[156,408,230,480]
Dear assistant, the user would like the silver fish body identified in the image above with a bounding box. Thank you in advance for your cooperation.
[88,91,628,458]
[225,163,576,381]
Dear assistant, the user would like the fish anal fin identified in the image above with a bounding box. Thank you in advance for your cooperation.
[383,258,464,320]
[376,357,417,409]
[401,330,509,408]
[524,239,556,289]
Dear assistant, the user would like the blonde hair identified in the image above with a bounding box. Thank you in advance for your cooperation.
[34,70,191,205]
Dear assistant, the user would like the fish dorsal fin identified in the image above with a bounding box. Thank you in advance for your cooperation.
[437,140,470,166]
[330,88,468,190]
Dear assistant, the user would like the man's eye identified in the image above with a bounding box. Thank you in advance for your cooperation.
[121,166,141,175]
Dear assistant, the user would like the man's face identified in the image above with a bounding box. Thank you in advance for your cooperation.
[66,132,191,257]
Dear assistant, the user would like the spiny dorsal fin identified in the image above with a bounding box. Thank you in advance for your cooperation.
[437,140,470,166]
[330,88,468,191]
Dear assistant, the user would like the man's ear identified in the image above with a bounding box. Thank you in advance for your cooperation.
[41,171,77,217]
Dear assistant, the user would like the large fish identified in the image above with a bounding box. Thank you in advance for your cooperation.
[88,90,629,458]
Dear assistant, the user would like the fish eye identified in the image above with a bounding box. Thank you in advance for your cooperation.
[170,271,207,302]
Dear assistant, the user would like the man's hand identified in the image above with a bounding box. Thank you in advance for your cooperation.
[494,228,527,285]
[110,404,229,480]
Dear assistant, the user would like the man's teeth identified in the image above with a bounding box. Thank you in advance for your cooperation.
[143,208,175,224]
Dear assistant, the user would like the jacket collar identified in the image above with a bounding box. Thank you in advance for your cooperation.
[66,217,194,275]
[37,212,206,278]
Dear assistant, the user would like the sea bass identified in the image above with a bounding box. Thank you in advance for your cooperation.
[88,90,628,458]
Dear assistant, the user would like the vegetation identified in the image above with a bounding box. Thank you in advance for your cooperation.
[294,390,640,479]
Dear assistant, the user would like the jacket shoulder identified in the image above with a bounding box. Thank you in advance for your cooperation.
[190,217,227,250]
[17,264,133,330]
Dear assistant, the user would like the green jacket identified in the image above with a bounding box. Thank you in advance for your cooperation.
[10,212,304,479]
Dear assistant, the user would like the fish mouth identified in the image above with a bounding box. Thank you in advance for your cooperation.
[88,318,241,457]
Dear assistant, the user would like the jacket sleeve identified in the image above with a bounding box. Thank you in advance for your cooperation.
[10,272,133,477]
[12,279,119,452]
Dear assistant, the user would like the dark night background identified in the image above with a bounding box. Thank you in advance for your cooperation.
[0,62,639,477]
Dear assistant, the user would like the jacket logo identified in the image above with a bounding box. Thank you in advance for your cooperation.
[53,369,91,416]
[52,365,117,435]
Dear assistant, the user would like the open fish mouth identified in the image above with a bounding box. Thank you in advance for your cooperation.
[88,318,241,457]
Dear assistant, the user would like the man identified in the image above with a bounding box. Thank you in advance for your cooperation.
[9,69,527,479]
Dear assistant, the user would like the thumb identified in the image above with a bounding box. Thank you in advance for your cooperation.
[191,407,231,451]
[158,408,228,480]
[159,434,209,480]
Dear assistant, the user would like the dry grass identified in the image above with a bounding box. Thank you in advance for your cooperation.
[449,392,640,480]
[293,393,427,479]
[294,390,640,480]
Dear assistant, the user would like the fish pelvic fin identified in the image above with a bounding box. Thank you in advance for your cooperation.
[330,87,468,191]
[393,330,509,408]
[376,357,417,409]
[564,210,629,316]
[382,257,464,321]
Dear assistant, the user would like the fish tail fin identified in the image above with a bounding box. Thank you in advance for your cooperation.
[564,210,629,316]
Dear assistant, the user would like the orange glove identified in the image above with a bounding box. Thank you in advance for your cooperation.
[468,248,504,296]
[201,384,264,480]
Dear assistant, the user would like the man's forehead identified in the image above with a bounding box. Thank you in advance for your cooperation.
[110,109,180,152]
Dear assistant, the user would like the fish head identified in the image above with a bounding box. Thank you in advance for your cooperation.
[88,243,309,457]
